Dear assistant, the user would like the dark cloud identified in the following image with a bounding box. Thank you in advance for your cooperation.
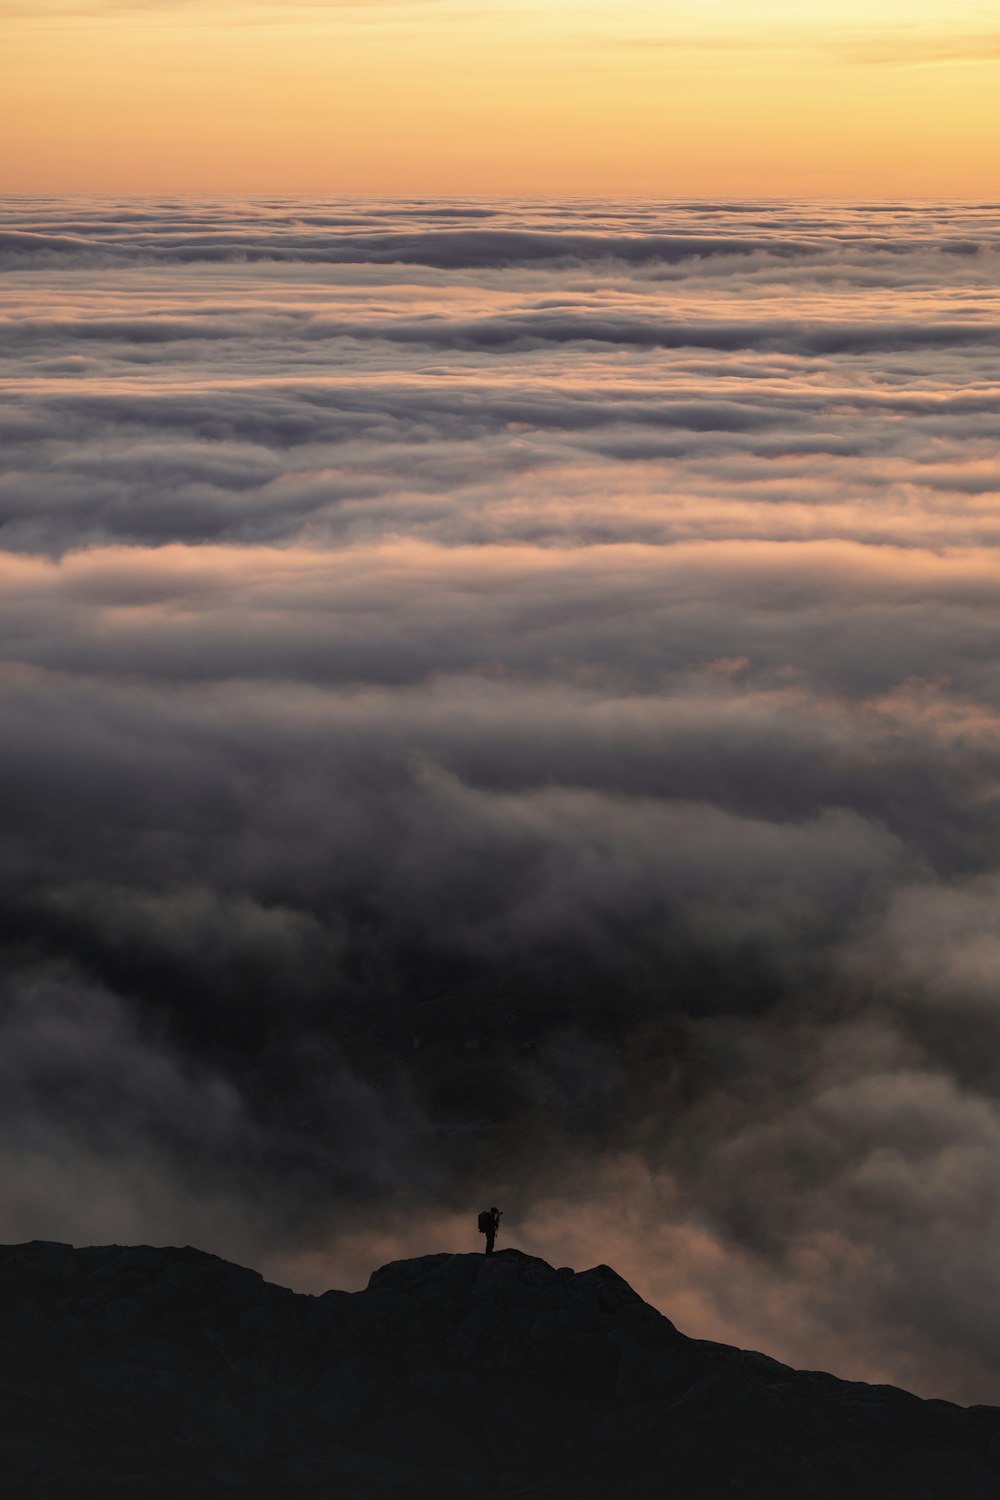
[0,226,827,269]
[3,199,1000,1404]
[9,307,1000,357]
[2,198,998,271]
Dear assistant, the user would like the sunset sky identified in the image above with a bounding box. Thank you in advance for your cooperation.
[3,0,1000,196]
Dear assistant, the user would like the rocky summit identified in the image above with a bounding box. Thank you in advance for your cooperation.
[1,1241,998,1498]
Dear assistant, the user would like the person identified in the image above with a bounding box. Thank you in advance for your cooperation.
[478,1205,502,1255]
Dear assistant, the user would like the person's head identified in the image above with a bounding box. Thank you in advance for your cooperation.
[491,1206,500,1215]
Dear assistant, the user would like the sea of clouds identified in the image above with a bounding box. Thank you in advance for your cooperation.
[3,198,1000,1401]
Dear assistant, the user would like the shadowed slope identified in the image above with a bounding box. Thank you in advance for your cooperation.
[1,1240,998,1498]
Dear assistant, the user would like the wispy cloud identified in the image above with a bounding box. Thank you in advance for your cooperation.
[594,24,1000,68]
[0,0,449,20]
[841,30,1000,65]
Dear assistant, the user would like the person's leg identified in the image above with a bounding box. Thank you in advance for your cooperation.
[485,1229,495,1255]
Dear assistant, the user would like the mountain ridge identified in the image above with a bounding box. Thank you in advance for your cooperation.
[1,1238,997,1498]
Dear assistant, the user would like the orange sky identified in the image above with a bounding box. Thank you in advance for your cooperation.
[2,1,999,198]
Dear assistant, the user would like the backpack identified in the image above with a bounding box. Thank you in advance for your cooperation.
[477,1210,492,1234]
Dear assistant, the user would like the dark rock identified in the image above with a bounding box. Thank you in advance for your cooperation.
[0,1239,997,1498]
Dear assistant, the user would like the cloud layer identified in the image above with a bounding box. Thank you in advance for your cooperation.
[3,197,1000,1403]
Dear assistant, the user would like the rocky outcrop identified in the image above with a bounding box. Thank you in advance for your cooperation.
[1,1239,998,1498]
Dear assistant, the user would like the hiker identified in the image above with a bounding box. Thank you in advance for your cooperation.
[478,1205,502,1255]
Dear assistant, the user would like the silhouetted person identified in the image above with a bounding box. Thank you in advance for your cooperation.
[478,1205,502,1255]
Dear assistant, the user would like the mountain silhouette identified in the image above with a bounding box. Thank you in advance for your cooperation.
[1,1239,997,1498]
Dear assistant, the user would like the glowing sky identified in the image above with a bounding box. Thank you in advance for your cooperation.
[3,0,1000,194]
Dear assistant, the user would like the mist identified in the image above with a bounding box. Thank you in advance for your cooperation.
[3,197,1000,1403]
